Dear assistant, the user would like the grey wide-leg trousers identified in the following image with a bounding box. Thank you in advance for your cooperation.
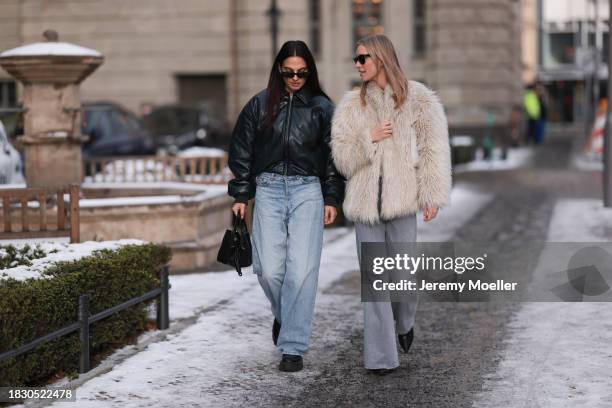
[355,213,418,369]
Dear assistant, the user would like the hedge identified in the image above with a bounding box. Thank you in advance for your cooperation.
[0,243,172,387]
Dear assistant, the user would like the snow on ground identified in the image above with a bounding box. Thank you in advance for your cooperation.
[0,240,144,282]
[81,182,212,192]
[178,146,227,158]
[571,153,603,172]
[454,147,533,173]
[78,183,227,208]
[472,199,612,408]
[547,199,612,242]
[20,183,491,408]
[473,302,612,408]
[79,187,227,208]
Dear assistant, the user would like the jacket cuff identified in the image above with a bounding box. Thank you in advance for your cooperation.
[233,195,249,204]
[361,127,378,161]
[324,196,338,208]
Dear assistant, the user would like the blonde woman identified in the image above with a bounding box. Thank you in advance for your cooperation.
[331,34,451,375]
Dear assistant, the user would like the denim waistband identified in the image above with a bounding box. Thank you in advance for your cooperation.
[256,172,320,186]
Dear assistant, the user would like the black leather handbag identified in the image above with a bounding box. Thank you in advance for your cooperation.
[217,213,252,276]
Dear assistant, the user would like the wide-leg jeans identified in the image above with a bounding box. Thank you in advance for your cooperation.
[252,172,324,357]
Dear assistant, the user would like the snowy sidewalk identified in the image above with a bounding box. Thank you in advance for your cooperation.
[14,182,491,408]
[473,199,612,408]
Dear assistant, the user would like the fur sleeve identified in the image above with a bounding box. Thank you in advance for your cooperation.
[412,82,452,209]
[331,91,377,178]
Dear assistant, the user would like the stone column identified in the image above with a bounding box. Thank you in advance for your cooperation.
[427,0,523,139]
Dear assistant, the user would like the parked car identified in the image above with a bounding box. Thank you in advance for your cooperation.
[0,119,24,184]
[0,109,22,140]
[143,104,231,154]
[81,101,156,158]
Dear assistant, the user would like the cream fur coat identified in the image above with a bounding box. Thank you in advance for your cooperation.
[331,80,452,224]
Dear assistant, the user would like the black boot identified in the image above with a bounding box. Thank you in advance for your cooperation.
[279,354,303,372]
[272,319,281,346]
[398,327,414,353]
[367,368,396,376]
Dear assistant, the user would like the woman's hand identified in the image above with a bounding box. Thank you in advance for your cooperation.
[371,121,393,143]
[324,205,337,225]
[232,202,247,219]
[422,206,439,222]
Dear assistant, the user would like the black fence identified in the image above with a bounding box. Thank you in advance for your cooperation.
[0,265,170,374]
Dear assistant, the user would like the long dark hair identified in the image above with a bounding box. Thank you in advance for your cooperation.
[264,40,330,127]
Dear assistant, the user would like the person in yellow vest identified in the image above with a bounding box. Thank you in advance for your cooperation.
[523,83,541,145]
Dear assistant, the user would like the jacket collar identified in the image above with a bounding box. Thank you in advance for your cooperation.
[281,86,312,104]
[365,81,396,116]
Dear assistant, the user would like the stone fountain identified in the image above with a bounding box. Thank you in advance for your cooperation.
[0,31,232,272]
[0,30,103,188]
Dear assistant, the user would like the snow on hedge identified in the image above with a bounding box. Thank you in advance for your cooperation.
[0,240,145,282]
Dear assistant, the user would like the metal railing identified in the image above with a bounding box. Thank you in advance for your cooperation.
[83,155,230,184]
[0,265,170,374]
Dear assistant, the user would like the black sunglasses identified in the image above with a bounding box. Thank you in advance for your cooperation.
[353,54,371,64]
[279,69,310,79]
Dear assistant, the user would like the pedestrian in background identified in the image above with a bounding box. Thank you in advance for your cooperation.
[227,40,344,372]
[331,34,451,375]
[523,83,541,144]
[536,84,547,144]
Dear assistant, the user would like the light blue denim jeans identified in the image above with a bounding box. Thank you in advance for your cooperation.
[252,172,324,356]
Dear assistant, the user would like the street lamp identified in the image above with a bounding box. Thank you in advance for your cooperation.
[267,0,282,61]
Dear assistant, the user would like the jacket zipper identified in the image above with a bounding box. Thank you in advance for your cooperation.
[282,93,294,175]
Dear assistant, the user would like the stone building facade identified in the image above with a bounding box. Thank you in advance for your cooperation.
[1,0,523,138]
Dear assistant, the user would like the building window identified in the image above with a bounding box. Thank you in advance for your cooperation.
[176,74,228,121]
[352,0,384,46]
[0,81,16,108]
[543,32,576,67]
[413,0,426,58]
[309,0,321,56]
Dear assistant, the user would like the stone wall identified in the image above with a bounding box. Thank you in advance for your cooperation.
[17,0,233,116]
[0,0,20,81]
[79,192,233,273]
[2,0,523,135]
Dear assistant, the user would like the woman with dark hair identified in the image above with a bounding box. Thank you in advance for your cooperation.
[228,40,344,372]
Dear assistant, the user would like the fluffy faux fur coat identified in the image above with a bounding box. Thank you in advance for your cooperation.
[331,80,452,225]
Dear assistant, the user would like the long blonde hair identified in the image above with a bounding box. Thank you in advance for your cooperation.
[357,34,409,109]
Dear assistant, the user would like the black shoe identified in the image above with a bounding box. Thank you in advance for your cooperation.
[368,368,396,376]
[272,319,281,346]
[398,327,414,353]
[279,354,303,372]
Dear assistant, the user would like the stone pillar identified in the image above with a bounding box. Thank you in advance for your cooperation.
[427,0,523,138]
[19,82,84,188]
